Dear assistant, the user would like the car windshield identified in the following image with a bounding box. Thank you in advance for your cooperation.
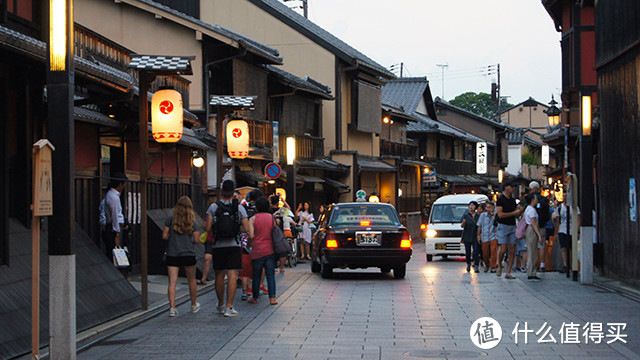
[430,204,469,223]
[329,204,400,227]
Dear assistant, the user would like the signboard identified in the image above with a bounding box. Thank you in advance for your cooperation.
[423,169,437,183]
[33,140,54,216]
[356,189,367,201]
[541,145,550,165]
[264,162,282,179]
[272,121,279,163]
[631,178,637,222]
[476,142,487,174]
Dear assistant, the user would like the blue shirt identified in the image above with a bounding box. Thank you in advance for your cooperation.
[478,212,497,242]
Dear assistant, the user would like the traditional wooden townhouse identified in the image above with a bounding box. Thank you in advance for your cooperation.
[197,0,398,207]
[381,77,488,209]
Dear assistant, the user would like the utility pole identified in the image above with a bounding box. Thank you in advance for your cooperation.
[436,63,448,99]
[283,0,308,18]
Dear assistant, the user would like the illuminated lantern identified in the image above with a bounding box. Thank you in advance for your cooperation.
[151,89,183,143]
[227,119,249,159]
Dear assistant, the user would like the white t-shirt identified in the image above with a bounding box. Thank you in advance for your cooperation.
[524,205,538,225]
[282,216,295,231]
[557,204,581,235]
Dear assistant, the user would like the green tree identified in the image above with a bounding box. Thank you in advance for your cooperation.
[449,92,513,119]
[521,151,541,166]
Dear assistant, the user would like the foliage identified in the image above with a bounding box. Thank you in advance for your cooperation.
[521,151,541,166]
[449,92,513,119]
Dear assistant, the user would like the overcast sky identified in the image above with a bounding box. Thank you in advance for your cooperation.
[289,0,561,105]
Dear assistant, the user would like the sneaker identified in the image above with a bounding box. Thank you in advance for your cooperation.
[247,289,253,297]
[169,308,178,317]
[260,285,268,295]
[216,304,226,314]
[532,276,542,280]
[223,307,239,317]
[270,297,278,305]
[241,292,248,301]
[466,265,471,272]
[191,302,201,313]
[473,266,479,273]
[247,298,258,304]
[490,268,496,273]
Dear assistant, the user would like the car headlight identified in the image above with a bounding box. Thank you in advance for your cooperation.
[426,229,437,238]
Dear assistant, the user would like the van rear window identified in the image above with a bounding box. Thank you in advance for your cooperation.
[430,204,469,223]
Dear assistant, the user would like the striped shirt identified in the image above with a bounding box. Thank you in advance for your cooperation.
[478,212,497,243]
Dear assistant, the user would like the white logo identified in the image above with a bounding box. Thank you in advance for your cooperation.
[470,317,502,349]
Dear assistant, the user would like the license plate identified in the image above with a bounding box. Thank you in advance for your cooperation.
[356,232,381,246]
[435,243,447,250]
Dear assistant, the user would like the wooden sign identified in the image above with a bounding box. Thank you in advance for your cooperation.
[33,139,55,216]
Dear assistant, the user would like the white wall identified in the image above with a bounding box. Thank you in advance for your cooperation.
[506,144,523,175]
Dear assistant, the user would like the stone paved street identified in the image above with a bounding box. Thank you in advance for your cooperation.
[78,242,640,360]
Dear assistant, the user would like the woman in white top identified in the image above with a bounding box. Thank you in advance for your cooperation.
[296,202,315,260]
[523,193,543,280]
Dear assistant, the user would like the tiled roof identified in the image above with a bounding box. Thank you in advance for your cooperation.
[296,158,350,172]
[500,96,549,114]
[74,106,120,128]
[358,156,397,172]
[382,77,429,115]
[210,95,257,108]
[248,0,394,78]
[264,65,333,99]
[434,97,506,129]
[135,0,282,64]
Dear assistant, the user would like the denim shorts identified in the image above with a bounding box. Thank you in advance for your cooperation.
[516,238,527,253]
[497,224,517,245]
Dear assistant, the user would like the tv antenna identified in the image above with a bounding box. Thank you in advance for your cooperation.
[436,63,448,99]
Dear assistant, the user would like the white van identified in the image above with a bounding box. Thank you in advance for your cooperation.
[423,194,489,261]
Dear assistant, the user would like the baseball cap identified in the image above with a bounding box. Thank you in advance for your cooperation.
[529,181,540,189]
[221,180,235,197]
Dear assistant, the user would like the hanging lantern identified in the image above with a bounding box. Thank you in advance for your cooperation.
[151,89,183,143]
[227,119,249,159]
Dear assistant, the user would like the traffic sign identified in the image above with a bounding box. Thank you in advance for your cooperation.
[264,162,282,179]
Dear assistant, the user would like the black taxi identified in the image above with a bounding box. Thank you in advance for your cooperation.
[310,202,412,279]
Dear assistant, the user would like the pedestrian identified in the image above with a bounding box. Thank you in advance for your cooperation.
[460,201,480,272]
[315,204,326,223]
[163,196,201,316]
[476,203,485,267]
[477,202,498,273]
[523,193,544,280]
[234,190,248,207]
[495,180,524,279]
[238,189,263,300]
[247,197,278,305]
[102,172,129,260]
[204,180,250,317]
[296,202,314,260]
[515,202,527,273]
[269,195,288,274]
[552,199,581,274]
[541,199,555,272]
[528,181,550,271]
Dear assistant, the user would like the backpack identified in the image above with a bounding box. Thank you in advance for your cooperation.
[536,194,550,226]
[243,202,256,219]
[515,218,527,240]
[212,199,240,242]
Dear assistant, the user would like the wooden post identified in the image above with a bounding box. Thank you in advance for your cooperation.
[32,139,55,359]
[139,73,154,310]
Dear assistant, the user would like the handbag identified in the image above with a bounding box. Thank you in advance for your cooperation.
[113,246,130,268]
[272,222,290,255]
[515,218,527,240]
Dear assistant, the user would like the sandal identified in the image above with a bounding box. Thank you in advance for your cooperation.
[196,279,207,285]
[270,297,278,305]
[305,256,312,260]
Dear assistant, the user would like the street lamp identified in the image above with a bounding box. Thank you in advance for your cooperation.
[286,136,296,165]
[192,152,204,168]
[286,136,296,213]
[582,95,592,136]
[545,95,561,127]
[498,169,504,184]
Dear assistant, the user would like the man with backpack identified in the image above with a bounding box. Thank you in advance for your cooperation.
[204,180,249,317]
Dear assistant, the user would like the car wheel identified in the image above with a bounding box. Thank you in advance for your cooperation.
[393,264,406,279]
[321,260,333,278]
[426,254,433,262]
[380,266,391,274]
[441,255,448,260]
[311,257,320,273]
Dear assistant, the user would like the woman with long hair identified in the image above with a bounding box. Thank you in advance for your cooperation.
[163,196,201,316]
[296,202,314,260]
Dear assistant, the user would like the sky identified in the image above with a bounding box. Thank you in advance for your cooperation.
[285,0,562,105]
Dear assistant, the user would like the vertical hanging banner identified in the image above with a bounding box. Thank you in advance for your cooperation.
[272,121,279,163]
[33,140,55,216]
[541,145,550,165]
[476,142,487,174]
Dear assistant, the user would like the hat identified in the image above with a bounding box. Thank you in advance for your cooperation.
[504,179,518,187]
[112,172,128,181]
[221,180,235,197]
[529,181,540,189]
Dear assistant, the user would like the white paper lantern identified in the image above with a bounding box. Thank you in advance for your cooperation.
[227,119,249,159]
[151,89,183,143]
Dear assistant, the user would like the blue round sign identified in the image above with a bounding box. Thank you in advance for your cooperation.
[264,162,282,179]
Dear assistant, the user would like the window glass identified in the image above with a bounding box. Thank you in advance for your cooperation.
[429,204,469,224]
[329,204,400,227]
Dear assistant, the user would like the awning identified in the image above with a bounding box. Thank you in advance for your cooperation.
[147,125,210,150]
[74,106,120,128]
[436,174,485,185]
[358,157,396,172]
[324,178,350,191]
[402,160,432,167]
[296,158,351,173]
[237,170,268,186]
[297,174,325,184]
